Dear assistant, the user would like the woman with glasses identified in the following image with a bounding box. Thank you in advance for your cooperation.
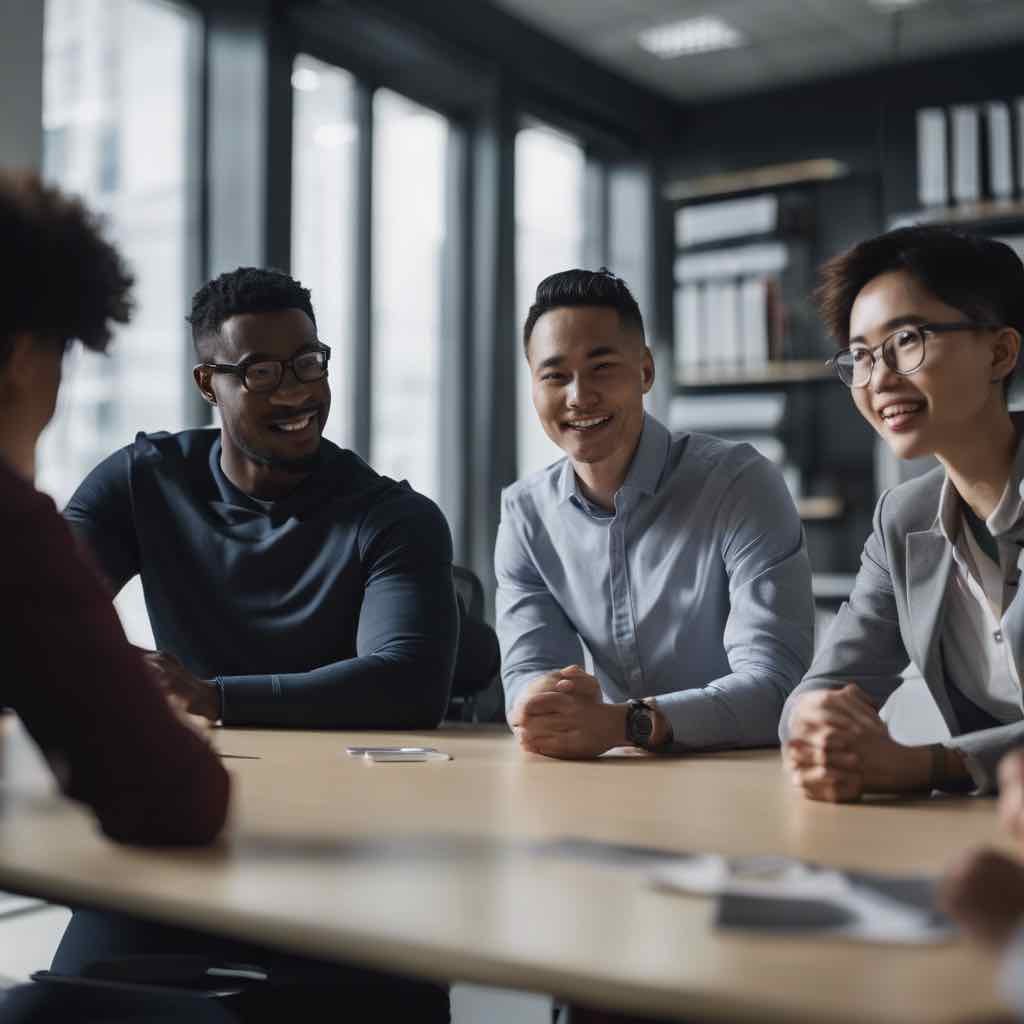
[780,224,1024,802]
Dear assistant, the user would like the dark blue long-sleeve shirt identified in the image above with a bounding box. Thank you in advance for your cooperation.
[64,430,458,728]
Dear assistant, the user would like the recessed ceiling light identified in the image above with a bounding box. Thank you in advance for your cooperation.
[637,16,746,59]
[866,0,929,10]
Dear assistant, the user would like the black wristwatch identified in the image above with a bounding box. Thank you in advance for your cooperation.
[626,698,655,749]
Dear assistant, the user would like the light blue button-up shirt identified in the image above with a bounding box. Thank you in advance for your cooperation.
[495,414,814,749]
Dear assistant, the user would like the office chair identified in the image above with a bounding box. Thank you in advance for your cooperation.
[448,565,501,723]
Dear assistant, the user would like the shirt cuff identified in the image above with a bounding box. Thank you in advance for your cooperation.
[216,674,283,727]
[213,678,225,724]
[654,688,731,750]
[947,742,988,795]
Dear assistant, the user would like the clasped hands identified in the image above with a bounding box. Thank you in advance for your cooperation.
[509,665,628,759]
[785,683,932,802]
[133,646,221,724]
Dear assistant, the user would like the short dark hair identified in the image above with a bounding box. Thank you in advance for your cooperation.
[0,170,134,364]
[523,267,644,352]
[816,225,1024,347]
[187,267,316,356]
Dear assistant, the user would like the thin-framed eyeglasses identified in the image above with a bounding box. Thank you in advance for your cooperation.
[195,343,331,394]
[828,322,998,388]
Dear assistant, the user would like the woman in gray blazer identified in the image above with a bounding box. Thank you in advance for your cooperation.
[782,225,1024,801]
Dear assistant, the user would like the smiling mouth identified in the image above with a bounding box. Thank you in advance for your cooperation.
[269,410,319,434]
[878,401,926,428]
[564,415,612,432]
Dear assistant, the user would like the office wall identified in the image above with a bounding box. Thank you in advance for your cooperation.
[0,1,44,170]
[665,41,1024,231]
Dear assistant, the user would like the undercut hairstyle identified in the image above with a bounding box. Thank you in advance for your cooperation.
[523,267,645,352]
[187,267,316,357]
[0,170,134,365]
[816,225,1024,347]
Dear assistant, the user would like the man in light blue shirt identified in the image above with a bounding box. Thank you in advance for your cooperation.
[497,268,814,758]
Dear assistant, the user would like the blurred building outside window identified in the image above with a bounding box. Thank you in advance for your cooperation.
[515,122,586,480]
[370,88,448,504]
[290,53,358,450]
[39,0,200,644]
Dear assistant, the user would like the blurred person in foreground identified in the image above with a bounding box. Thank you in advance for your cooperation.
[0,171,229,1020]
[941,749,1024,1019]
[781,226,1024,801]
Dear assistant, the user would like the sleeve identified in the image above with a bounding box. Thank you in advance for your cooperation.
[7,487,229,846]
[656,454,815,749]
[494,489,585,716]
[63,445,141,594]
[949,725,1024,794]
[779,489,910,741]
[216,493,459,728]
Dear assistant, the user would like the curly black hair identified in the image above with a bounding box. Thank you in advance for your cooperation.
[0,170,134,363]
[523,267,644,353]
[187,267,316,357]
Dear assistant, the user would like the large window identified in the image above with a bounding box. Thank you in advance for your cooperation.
[371,89,449,503]
[290,54,358,448]
[40,0,200,644]
[515,123,586,479]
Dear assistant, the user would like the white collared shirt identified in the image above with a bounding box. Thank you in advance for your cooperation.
[938,472,1024,724]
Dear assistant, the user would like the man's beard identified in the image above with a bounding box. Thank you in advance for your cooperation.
[236,434,322,474]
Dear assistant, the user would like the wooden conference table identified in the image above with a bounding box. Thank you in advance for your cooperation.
[0,715,1015,1023]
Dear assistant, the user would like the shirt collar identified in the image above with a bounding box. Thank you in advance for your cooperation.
[937,427,1024,543]
[988,431,1024,537]
[557,413,672,507]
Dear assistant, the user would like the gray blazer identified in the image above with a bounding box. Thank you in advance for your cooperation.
[780,462,1024,791]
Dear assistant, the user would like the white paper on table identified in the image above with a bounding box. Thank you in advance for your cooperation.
[651,854,954,945]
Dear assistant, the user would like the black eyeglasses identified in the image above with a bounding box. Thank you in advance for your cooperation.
[196,343,331,394]
[828,322,998,388]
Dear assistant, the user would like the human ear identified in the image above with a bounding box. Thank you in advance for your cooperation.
[192,364,217,405]
[991,327,1021,383]
[640,346,656,394]
[3,333,43,397]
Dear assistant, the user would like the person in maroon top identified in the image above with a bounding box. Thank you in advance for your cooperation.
[0,171,230,844]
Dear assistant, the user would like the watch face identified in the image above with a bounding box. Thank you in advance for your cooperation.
[628,705,654,745]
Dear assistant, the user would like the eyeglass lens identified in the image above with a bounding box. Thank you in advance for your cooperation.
[836,328,925,387]
[243,350,328,392]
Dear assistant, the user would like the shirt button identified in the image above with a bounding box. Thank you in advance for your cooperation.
[994,629,1004,643]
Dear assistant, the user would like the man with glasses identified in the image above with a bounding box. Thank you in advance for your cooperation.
[64,266,457,730]
[782,225,1024,801]
[54,266,457,1020]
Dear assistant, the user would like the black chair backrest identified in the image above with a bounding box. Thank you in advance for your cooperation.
[451,565,499,699]
[452,565,485,621]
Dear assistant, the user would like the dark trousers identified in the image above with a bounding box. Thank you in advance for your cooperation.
[0,983,235,1022]
[49,909,450,1023]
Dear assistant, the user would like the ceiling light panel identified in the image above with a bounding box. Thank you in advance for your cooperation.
[637,15,746,59]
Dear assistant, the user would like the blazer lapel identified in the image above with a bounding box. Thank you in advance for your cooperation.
[905,528,954,677]
[1002,534,1024,679]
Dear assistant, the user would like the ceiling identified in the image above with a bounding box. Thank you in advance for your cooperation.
[488,0,1024,103]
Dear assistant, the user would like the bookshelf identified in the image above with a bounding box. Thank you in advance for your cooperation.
[675,360,832,390]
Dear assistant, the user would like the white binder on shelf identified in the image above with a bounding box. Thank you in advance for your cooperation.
[675,194,778,248]
[673,283,703,381]
[739,277,769,368]
[951,105,980,204]
[985,102,1013,201]
[916,108,947,208]
[1016,98,1024,197]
